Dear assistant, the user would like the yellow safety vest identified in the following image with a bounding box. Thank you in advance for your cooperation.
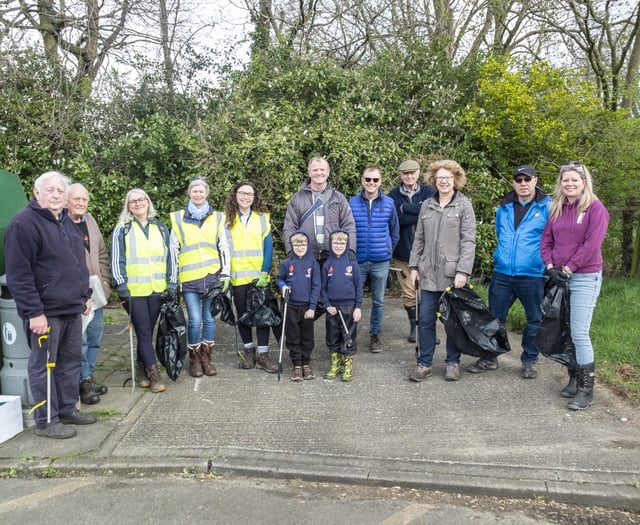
[225,212,269,286]
[170,210,223,284]
[126,221,168,296]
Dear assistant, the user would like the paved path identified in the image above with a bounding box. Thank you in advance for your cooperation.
[1,297,638,510]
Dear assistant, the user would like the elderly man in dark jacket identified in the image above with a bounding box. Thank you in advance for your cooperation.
[388,159,436,342]
[5,171,96,439]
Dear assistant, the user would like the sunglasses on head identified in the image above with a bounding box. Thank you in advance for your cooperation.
[562,161,584,169]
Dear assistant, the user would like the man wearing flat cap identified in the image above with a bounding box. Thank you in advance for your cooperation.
[387,160,435,343]
[467,165,551,379]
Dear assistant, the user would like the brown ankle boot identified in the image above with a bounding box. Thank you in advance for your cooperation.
[146,364,166,393]
[200,341,217,376]
[135,361,151,388]
[188,343,203,377]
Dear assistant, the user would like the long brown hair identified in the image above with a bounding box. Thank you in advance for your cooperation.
[225,181,269,229]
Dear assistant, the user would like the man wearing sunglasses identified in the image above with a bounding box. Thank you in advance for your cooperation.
[468,165,550,379]
[349,166,399,353]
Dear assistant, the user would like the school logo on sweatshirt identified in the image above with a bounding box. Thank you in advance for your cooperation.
[327,265,334,277]
[345,265,353,277]
[288,264,294,277]
[306,267,313,279]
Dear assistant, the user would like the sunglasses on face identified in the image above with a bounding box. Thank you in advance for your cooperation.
[514,177,532,184]
[364,177,381,183]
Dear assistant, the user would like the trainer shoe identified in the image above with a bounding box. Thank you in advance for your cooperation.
[290,366,303,382]
[59,410,97,425]
[521,363,538,379]
[409,365,432,382]
[467,358,498,374]
[35,422,77,439]
[302,365,316,380]
[445,363,461,381]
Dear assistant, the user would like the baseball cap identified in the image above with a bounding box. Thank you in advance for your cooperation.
[398,160,420,172]
[513,165,536,179]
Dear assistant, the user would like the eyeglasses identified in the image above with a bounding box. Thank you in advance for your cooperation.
[435,176,453,182]
[332,241,347,245]
[128,197,147,206]
[364,177,381,183]
[514,177,532,184]
[292,242,308,247]
[237,191,255,197]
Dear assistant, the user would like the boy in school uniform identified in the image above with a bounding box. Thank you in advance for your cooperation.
[321,230,363,381]
[277,231,321,381]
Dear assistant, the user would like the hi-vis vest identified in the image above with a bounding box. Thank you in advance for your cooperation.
[225,212,269,285]
[170,210,223,284]
[126,221,168,296]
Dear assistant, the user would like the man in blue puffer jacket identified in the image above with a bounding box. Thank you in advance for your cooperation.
[349,166,399,353]
[467,165,551,379]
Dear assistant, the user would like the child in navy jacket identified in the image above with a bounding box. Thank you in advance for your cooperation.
[321,230,363,381]
[277,231,321,381]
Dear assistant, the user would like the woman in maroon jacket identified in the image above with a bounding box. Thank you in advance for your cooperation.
[540,161,609,411]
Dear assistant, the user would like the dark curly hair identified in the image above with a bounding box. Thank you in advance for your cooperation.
[225,181,269,229]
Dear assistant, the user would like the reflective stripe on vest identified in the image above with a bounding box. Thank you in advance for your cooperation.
[126,222,168,296]
[170,210,223,284]
[225,213,269,285]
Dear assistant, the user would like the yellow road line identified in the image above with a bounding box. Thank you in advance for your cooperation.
[0,478,96,514]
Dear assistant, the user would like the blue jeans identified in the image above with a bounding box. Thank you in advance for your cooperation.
[359,260,390,335]
[568,272,602,365]
[183,291,215,344]
[488,272,545,364]
[81,307,104,381]
[418,290,461,367]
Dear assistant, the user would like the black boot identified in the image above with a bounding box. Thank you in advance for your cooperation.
[567,363,595,411]
[405,306,417,343]
[79,379,100,405]
[560,367,578,398]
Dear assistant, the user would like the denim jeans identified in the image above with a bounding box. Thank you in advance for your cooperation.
[183,291,215,344]
[568,272,602,365]
[359,259,390,335]
[417,290,461,367]
[488,272,545,364]
[81,306,104,380]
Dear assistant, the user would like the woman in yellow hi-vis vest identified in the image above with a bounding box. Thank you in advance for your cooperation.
[170,178,230,377]
[111,189,176,393]
[224,181,278,373]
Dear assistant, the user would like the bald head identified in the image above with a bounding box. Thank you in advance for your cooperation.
[67,183,90,221]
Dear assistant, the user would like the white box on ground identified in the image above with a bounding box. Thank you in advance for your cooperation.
[0,395,23,443]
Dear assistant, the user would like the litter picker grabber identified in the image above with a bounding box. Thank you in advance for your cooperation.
[337,309,353,349]
[28,327,52,421]
[121,297,135,393]
[414,279,420,364]
[277,287,290,381]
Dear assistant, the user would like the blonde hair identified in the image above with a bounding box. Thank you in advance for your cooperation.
[290,233,308,245]
[549,162,598,221]
[117,188,157,224]
[425,159,467,189]
[331,231,348,242]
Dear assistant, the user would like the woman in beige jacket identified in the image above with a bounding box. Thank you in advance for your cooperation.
[408,160,476,383]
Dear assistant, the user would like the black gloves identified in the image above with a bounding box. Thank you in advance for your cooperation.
[544,268,569,284]
[117,286,130,303]
[163,287,177,302]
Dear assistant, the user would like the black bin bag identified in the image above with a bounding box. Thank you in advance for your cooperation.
[237,280,282,328]
[155,297,188,381]
[438,285,511,358]
[535,278,576,370]
[207,281,236,326]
